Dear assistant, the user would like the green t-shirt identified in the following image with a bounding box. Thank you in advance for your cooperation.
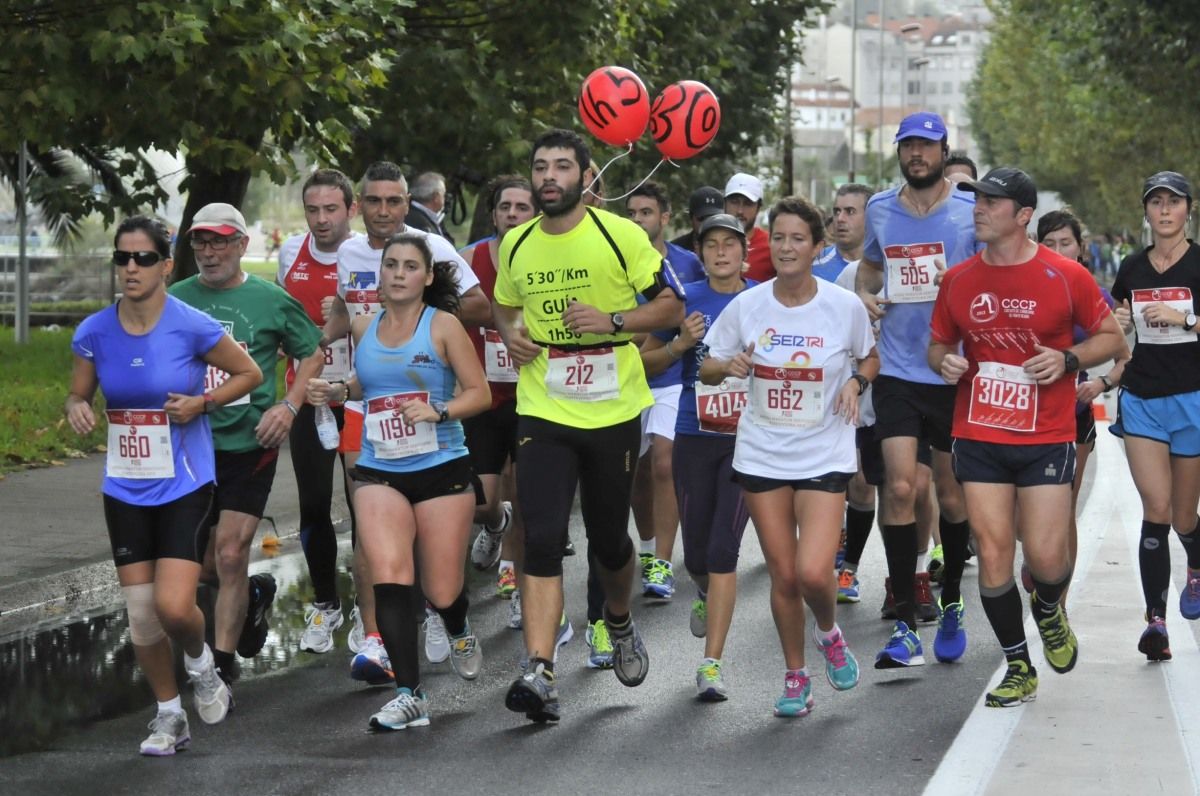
[170,272,320,452]
[494,207,663,428]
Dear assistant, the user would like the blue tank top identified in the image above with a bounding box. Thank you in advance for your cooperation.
[71,296,224,505]
[354,306,467,472]
[675,278,758,437]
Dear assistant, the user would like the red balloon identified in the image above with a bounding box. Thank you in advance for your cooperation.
[649,80,721,160]
[578,66,650,147]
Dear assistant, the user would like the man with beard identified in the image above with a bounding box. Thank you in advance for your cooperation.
[492,128,685,723]
[853,111,977,670]
[813,183,872,283]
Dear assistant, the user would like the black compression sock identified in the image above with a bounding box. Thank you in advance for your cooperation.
[843,506,875,568]
[882,523,918,627]
[1177,517,1200,570]
[1140,521,1171,618]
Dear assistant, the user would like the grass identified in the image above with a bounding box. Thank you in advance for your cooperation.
[0,325,288,477]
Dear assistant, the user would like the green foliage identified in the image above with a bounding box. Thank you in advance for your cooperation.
[970,0,1200,233]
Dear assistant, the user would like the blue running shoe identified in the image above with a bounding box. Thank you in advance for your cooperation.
[815,628,859,690]
[1181,569,1200,620]
[585,620,614,669]
[774,670,814,717]
[837,569,860,603]
[644,559,675,599]
[350,635,394,685]
[874,621,925,669]
[934,597,967,663]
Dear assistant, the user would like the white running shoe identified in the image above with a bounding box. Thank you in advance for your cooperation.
[470,501,511,570]
[508,589,523,630]
[300,601,344,654]
[369,687,430,730]
[185,646,232,725]
[139,710,190,756]
[347,604,366,654]
[424,607,451,663]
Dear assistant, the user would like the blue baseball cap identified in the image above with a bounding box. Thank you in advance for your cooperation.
[894,111,948,143]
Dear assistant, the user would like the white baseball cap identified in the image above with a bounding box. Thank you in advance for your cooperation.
[723,173,763,203]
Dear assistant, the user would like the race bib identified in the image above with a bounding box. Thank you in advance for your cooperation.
[695,378,748,434]
[545,347,619,402]
[297,338,350,383]
[483,329,518,383]
[968,361,1037,432]
[105,410,174,479]
[750,364,824,427]
[204,341,251,407]
[884,242,943,303]
[346,289,380,319]
[1132,287,1197,345]
[364,392,438,459]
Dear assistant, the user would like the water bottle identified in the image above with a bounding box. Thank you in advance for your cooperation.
[315,404,340,450]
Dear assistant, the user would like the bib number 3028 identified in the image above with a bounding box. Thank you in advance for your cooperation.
[968,361,1037,432]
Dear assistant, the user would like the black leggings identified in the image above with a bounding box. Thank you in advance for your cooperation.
[672,434,750,576]
[289,403,355,604]
[516,415,639,578]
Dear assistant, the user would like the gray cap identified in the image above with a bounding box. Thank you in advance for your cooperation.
[188,203,249,236]
[698,213,747,244]
[1142,171,1192,202]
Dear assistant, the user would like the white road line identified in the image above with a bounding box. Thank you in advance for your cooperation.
[923,430,1122,796]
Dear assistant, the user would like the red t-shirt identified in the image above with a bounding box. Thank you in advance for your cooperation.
[279,233,341,389]
[930,244,1110,444]
[743,226,775,283]
[466,240,516,407]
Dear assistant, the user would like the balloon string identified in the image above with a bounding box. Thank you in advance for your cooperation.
[583,144,633,198]
[600,157,680,203]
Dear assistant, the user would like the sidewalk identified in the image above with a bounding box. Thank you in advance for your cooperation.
[0,441,349,633]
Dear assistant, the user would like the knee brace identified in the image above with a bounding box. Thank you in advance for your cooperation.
[122,583,166,646]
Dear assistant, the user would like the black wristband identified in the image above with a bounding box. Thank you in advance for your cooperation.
[852,374,870,395]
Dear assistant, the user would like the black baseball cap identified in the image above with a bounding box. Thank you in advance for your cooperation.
[688,186,724,220]
[958,167,1037,210]
[1142,171,1192,203]
[698,213,746,243]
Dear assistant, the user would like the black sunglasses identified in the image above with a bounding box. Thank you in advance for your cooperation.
[113,250,163,267]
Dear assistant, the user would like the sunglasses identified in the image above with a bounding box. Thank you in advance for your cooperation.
[112,250,163,267]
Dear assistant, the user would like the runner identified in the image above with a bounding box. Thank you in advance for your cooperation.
[641,213,754,700]
[853,111,975,668]
[701,196,875,716]
[170,203,325,691]
[929,167,1125,706]
[724,173,774,282]
[318,162,485,684]
[813,184,872,284]
[278,168,360,654]
[493,128,685,723]
[670,186,724,256]
[66,215,260,754]
[307,232,491,730]
[1108,171,1200,661]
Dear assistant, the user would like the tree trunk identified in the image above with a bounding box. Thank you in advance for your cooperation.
[171,157,255,282]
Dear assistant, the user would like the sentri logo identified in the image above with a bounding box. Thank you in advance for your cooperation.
[756,327,824,352]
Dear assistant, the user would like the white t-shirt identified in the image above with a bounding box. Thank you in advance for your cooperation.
[335,228,480,318]
[704,278,875,479]
[835,260,876,428]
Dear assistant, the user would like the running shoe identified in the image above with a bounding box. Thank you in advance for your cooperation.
[350,635,394,685]
[555,613,574,660]
[586,619,614,669]
[774,670,814,718]
[880,576,897,620]
[369,687,430,730]
[347,604,366,654]
[695,658,728,702]
[815,628,860,691]
[1181,568,1200,620]
[837,569,860,604]
[300,601,344,654]
[508,588,523,630]
[874,621,925,669]
[496,563,517,599]
[644,559,675,599]
[1138,616,1172,662]
[915,572,938,623]
[237,572,277,658]
[927,544,945,585]
[449,623,483,680]
[424,606,450,664]
[933,597,967,663]
[471,501,511,571]
[984,660,1038,708]
[835,527,847,570]
[186,648,233,724]
[1031,594,1078,673]
[505,662,560,723]
[608,617,650,687]
[639,552,654,593]
[690,594,708,638]
[139,710,190,756]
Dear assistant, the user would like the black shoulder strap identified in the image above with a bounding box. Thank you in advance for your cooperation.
[587,207,627,272]
[506,218,540,266]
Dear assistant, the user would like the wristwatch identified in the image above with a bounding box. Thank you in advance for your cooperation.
[433,401,450,424]
[202,392,216,414]
[1099,374,1114,393]
[610,312,625,333]
[851,374,870,395]
[1184,312,1197,331]
[1063,350,1080,374]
